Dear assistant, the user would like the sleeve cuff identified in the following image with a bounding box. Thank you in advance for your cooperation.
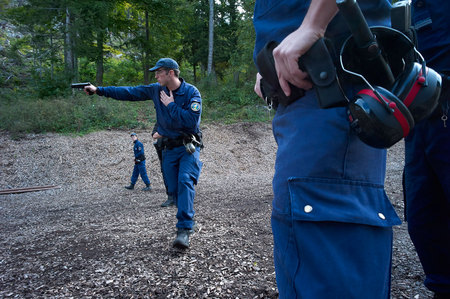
[96,87,104,96]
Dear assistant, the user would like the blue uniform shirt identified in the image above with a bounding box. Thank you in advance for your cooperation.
[97,79,202,139]
[411,0,450,73]
[133,140,145,160]
[253,0,392,63]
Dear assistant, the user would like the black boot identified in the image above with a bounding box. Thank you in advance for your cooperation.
[161,195,175,207]
[125,183,135,190]
[142,184,152,191]
[173,228,193,249]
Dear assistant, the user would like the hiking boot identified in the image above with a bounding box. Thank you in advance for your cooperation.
[142,185,152,191]
[161,195,175,207]
[125,184,135,190]
[173,228,192,249]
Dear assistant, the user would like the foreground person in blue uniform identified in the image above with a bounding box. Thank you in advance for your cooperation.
[125,132,152,191]
[84,58,203,249]
[253,0,401,297]
[404,1,450,298]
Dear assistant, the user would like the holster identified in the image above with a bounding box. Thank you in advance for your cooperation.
[162,132,204,151]
[256,38,347,110]
[161,137,184,150]
[135,154,145,164]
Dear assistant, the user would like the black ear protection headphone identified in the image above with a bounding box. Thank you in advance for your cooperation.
[341,26,442,148]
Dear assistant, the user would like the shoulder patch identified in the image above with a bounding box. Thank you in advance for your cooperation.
[190,102,201,112]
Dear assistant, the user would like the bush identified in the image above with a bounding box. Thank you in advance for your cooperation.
[0,78,270,138]
[0,91,156,137]
[200,80,269,123]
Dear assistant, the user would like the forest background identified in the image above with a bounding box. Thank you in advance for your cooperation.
[0,0,262,137]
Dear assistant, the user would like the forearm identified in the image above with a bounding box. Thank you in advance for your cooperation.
[272,0,339,95]
[301,0,339,38]
[167,102,201,130]
[97,86,149,101]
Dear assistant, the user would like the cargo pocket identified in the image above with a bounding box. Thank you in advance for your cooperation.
[287,177,401,227]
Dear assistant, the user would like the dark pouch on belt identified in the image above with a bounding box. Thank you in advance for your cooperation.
[256,38,346,109]
[257,41,305,108]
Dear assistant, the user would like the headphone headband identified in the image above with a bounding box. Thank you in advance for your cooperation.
[340,26,419,87]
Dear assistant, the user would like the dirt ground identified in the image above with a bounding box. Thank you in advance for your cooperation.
[0,122,433,298]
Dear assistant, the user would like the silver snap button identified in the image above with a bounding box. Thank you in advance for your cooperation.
[304,205,313,213]
[378,213,386,220]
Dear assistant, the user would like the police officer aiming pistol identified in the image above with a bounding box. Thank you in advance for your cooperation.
[83,58,203,249]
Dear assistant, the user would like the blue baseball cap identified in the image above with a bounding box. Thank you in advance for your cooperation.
[149,58,179,71]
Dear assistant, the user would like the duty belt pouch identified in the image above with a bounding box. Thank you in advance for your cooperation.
[256,38,347,109]
[135,154,145,163]
[257,41,305,108]
[300,38,347,108]
[182,133,202,154]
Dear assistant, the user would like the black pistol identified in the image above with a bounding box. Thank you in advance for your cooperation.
[71,82,93,95]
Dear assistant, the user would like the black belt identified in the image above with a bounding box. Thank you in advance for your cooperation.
[161,137,184,150]
[161,132,203,150]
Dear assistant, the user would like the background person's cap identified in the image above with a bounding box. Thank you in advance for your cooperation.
[149,58,179,71]
[130,132,137,136]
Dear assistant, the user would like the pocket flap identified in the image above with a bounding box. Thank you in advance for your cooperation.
[288,177,401,227]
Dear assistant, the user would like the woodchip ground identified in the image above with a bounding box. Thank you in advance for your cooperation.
[0,122,432,298]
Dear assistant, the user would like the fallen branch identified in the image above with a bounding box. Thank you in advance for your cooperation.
[0,185,60,195]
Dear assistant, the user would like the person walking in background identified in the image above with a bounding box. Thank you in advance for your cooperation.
[253,0,400,297]
[84,58,203,249]
[125,132,152,191]
[404,1,450,298]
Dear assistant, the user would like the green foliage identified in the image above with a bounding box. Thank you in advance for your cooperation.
[0,79,268,137]
[103,58,144,86]
[31,70,71,98]
[0,0,268,137]
[0,92,156,137]
[200,79,269,123]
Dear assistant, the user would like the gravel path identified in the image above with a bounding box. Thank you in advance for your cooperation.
[0,123,432,298]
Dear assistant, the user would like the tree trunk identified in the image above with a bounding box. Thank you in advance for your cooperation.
[64,7,74,79]
[233,71,240,86]
[207,0,214,76]
[193,63,197,83]
[143,9,150,85]
[96,30,104,86]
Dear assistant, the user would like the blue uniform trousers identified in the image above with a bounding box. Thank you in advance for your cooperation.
[131,160,151,186]
[162,146,202,229]
[405,115,450,294]
[270,92,401,298]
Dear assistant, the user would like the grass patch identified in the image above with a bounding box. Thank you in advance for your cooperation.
[0,83,270,138]
[0,91,155,138]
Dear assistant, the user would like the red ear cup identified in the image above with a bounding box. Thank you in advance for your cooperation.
[392,62,442,122]
[348,86,415,148]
